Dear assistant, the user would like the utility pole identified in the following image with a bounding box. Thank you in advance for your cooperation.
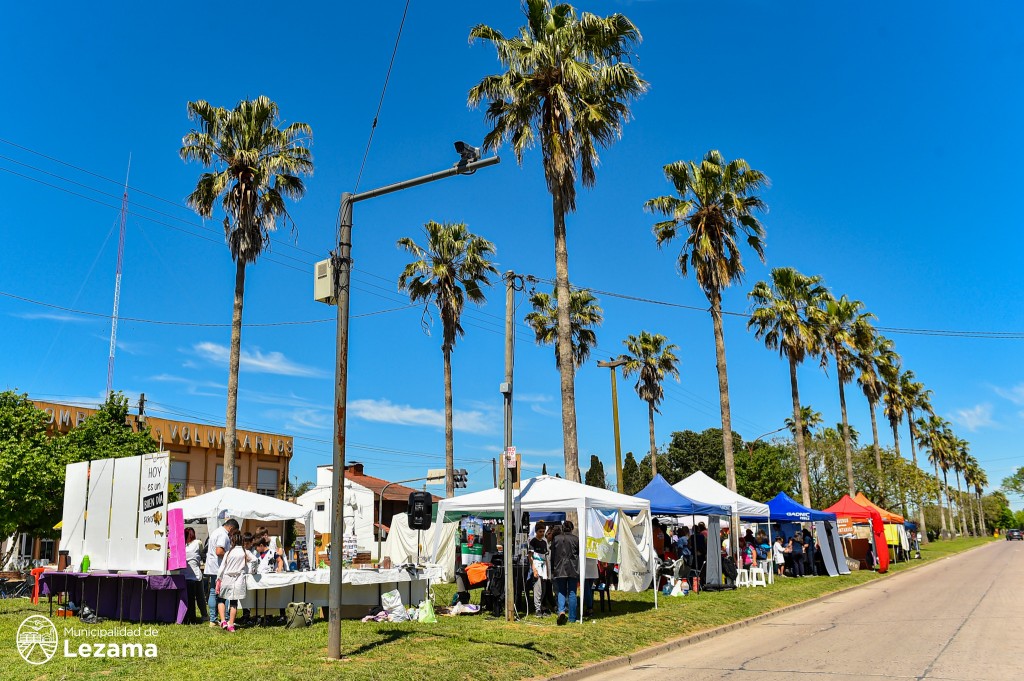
[492,458,498,488]
[326,148,500,660]
[597,358,627,493]
[501,271,518,622]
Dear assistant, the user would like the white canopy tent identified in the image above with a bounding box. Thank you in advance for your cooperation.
[382,512,459,582]
[672,471,770,519]
[169,487,314,568]
[433,475,655,621]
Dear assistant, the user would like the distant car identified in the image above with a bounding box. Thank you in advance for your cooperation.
[1006,529,1022,541]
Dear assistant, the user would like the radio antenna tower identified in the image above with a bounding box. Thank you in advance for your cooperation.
[106,155,131,399]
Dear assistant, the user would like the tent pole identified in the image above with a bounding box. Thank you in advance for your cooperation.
[652,510,658,610]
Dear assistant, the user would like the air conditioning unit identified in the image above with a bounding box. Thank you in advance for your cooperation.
[314,258,336,305]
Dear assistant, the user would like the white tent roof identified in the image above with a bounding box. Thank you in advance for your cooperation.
[437,475,650,517]
[672,471,770,519]
[170,487,312,524]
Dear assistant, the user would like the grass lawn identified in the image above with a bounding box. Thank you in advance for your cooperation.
[0,536,993,680]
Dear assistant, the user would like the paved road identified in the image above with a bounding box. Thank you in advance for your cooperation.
[585,540,1022,680]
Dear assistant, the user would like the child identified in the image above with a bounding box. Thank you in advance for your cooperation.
[772,535,786,577]
[216,529,253,632]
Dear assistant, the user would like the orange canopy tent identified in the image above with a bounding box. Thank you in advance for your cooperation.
[854,493,904,524]
[822,495,889,573]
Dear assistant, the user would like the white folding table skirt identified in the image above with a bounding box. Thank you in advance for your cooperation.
[239,566,443,617]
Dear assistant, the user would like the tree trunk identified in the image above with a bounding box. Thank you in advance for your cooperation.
[788,356,812,508]
[869,399,882,494]
[648,401,657,477]
[954,473,967,536]
[942,469,954,536]
[934,460,948,533]
[444,347,455,498]
[977,492,986,536]
[223,259,246,489]
[838,379,855,497]
[709,293,736,493]
[966,489,977,536]
[551,192,579,482]
[906,419,928,543]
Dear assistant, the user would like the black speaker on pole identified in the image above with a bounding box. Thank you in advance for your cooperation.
[408,491,433,530]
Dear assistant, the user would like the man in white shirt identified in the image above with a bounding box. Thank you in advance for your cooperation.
[204,518,238,626]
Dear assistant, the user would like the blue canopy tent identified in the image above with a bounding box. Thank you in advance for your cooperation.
[635,474,731,516]
[766,492,848,577]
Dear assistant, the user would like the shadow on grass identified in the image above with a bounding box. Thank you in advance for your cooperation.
[466,637,556,660]
[344,629,414,656]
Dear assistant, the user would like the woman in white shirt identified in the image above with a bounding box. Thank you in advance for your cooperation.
[183,527,207,624]
[772,536,786,577]
[216,529,253,632]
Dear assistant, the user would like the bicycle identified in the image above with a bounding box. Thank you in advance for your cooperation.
[0,571,32,599]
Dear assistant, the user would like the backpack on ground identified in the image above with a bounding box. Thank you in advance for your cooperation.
[285,602,313,628]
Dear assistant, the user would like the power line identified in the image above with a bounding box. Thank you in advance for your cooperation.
[353,0,413,193]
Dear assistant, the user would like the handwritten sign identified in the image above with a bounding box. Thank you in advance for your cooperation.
[136,452,169,571]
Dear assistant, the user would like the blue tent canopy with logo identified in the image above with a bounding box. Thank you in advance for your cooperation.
[635,474,731,516]
[766,492,837,522]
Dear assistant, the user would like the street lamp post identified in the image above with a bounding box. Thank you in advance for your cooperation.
[327,147,500,660]
[597,357,628,493]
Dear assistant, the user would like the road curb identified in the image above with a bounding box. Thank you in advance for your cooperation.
[547,540,996,681]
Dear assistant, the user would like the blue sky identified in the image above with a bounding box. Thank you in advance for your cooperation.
[2,1,1022,506]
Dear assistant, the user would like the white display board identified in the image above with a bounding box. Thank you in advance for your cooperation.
[59,461,89,563]
[59,452,169,573]
[135,453,169,571]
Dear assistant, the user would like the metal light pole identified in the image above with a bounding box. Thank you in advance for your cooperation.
[327,147,500,660]
[597,358,627,492]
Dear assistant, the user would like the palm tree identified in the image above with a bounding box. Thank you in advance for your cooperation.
[951,437,971,536]
[923,416,955,536]
[469,0,647,483]
[180,96,313,489]
[900,371,932,537]
[784,405,823,440]
[524,287,602,369]
[856,333,898,488]
[647,151,769,495]
[962,455,981,536]
[820,294,876,497]
[748,267,825,508]
[620,331,680,477]
[970,462,988,535]
[398,222,498,497]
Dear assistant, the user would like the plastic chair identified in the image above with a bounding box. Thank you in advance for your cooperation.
[749,566,767,587]
[735,569,750,588]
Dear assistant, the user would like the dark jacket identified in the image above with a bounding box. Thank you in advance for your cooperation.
[550,532,580,579]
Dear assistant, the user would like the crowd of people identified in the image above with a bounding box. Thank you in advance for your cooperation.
[182,518,286,631]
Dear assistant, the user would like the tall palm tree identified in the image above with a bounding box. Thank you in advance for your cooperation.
[900,372,932,536]
[398,222,498,497]
[620,331,680,477]
[748,267,825,508]
[647,151,769,495]
[924,416,956,536]
[951,437,970,536]
[856,333,897,487]
[970,462,988,535]
[469,0,647,483]
[784,405,823,440]
[916,415,947,535]
[524,287,602,369]
[180,96,313,489]
[962,455,981,537]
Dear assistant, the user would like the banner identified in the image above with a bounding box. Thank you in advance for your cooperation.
[136,452,170,572]
[585,509,619,562]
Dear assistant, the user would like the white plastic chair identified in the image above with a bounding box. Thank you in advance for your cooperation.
[735,568,750,587]
[749,566,767,587]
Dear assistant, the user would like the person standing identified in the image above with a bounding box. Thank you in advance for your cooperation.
[789,531,805,577]
[216,528,252,632]
[529,522,549,616]
[183,527,207,624]
[204,518,237,627]
[803,528,817,576]
[550,520,580,625]
[772,535,786,577]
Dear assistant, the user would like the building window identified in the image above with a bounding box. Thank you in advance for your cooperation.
[315,502,325,512]
[215,465,241,489]
[170,461,188,499]
[38,538,55,563]
[256,468,279,497]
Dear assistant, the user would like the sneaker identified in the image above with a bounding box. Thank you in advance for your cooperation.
[220,620,228,629]
[224,623,236,633]
[556,612,567,626]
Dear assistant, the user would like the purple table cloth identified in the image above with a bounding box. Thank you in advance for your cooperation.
[39,571,187,624]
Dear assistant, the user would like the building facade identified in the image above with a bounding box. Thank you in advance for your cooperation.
[5,400,293,567]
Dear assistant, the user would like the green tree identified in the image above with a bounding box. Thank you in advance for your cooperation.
[900,370,932,535]
[57,392,155,463]
[621,452,645,495]
[621,331,680,477]
[856,333,898,488]
[736,440,798,502]
[0,391,59,565]
[398,221,498,497]
[470,0,647,483]
[748,267,826,508]
[660,428,742,485]
[585,455,607,489]
[646,150,769,498]
[1002,466,1024,497]
[784,405,823,441]
[180,96,313,488]
[524,287,602,369]
[820,294,876,497]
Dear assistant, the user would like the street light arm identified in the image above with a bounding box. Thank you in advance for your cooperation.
[350,156,501,205]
